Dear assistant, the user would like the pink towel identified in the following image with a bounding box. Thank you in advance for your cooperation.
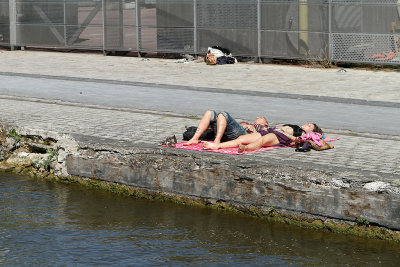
[172,142,283,155]
[166,138,338,155]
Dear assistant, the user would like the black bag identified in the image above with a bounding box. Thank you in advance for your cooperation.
[216,56,235,65]
[182,126,215,141]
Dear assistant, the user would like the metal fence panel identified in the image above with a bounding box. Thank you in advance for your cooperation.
[65,0,104,48]
[13,0,103,48]
[2,0,400,65]
[332,33,400,63]
[261,31,329,59]
[0,0,10,45]
[260,0,329,32]
[15,1,67,46]
[196,0,257,56]
[197,28,258,56]
[104,0,137,51]
[197,0,257,29]
[155,0,194,52]
[260,0,329,59]
[331,0,400,64]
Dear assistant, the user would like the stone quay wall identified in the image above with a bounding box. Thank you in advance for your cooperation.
[1,125,399,241]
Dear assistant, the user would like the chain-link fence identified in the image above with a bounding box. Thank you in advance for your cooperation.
[331,0,400,64]
[1,0,400,65]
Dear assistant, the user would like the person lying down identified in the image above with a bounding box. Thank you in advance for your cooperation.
[183,110,268,146]
[202,123,324,153]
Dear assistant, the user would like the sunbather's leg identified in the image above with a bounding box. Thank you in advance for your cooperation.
[214,113,227,144]
[216,111,247,142]
[202,132,261,150]
[184,110,213,145]
[238,133,279,152]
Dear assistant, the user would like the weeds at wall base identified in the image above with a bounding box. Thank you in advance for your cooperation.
[1,164,399,243]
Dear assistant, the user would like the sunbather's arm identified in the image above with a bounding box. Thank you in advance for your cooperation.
[243,124,257,133]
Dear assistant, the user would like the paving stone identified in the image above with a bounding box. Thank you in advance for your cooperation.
[0,50,398,184]
[0,50,400,103]
[0,97,398,178]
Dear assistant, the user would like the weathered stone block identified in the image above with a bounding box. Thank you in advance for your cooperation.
[65,148,400,231]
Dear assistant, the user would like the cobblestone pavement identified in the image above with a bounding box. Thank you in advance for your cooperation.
[0,50,399,182]
[0,50,399,103]
[0,97,399,181]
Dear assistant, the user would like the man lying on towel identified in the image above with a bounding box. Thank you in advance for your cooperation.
[183,110,268,146]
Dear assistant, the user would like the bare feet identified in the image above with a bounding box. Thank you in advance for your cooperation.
[238,144,246,153]
[183,139,199,146]
[201,141,220,150]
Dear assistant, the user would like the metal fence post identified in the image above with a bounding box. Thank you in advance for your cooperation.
[64,0,67,47]
[257,0,261,62]
[193,0,197,55]
[136,0,141,54]
[9,0,16,50]
[119,0,124,49]
[299,0,309,56]
[101,0,106,53]
[328,0,332,62]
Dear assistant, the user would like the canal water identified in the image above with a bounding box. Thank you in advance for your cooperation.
[1,173,399,266]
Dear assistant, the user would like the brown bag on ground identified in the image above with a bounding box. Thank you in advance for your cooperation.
[205,53,217,65]
[309,139,334,151]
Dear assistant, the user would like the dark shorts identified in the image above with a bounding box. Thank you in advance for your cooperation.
[210,111,247,142]
[260,128,292,146]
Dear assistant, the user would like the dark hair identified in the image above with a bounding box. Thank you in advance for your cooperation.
[313,123,323,135]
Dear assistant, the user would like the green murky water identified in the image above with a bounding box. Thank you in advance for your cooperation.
[1,173,399,266]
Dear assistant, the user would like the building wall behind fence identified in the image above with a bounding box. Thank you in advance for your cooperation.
[1,0,400,65]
